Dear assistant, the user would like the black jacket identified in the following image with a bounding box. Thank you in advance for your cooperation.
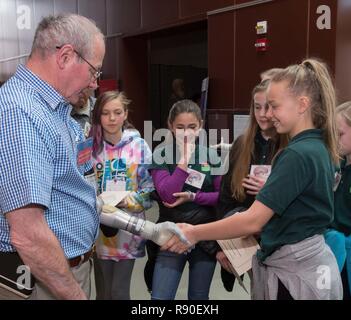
[217,131,279,292]
[217,132,278,218]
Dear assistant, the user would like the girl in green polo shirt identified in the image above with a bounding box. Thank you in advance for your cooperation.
[217,79,288,289]
[324,101,351,299]
[162,58,343,300]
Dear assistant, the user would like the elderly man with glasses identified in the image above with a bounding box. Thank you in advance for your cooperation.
[0,14,105,300]
[0,13,188,301]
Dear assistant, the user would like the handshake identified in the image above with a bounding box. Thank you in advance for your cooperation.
[96,196,190,247]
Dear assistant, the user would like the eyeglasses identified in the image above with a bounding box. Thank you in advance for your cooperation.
[56,46,102,80]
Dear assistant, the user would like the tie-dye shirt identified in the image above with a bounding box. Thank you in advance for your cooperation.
[93,129,154,261]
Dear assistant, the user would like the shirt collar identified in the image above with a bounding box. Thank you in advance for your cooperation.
[255,130,271,146]
[289,129,323,144]
[15,64,67,110]
[341,157,351,171]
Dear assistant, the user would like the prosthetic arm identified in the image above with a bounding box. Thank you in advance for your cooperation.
[96,197,188,246]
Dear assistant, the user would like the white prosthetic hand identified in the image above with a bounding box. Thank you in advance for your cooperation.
[98,199,189,246]
[96,196,104,215]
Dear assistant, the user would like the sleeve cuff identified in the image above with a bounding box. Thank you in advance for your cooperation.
[256,194,284,216]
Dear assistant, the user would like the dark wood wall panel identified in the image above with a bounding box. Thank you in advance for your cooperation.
[234,0,266,4]
[335,0,351,103]
[308,0,337,74]
[119,37,149,134]
[102,37,117,79]
[78,0,107,34]
[180,0,233,19]
[234,0,308,110]
[108,0,141,35]
[208,12,235,109]
[141,0,179,30]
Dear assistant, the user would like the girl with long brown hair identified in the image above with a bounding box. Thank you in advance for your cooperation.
[216,79,287,278]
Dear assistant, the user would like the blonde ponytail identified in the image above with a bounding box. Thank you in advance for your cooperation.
[271,58,339,164]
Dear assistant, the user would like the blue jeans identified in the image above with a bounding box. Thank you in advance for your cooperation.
[151,246,216,300]
[324,229,351,295]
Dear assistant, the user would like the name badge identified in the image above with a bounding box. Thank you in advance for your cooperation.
[185,168,205,189]
[77,137,93,166]
[85,172,97,191]
[83,122,92,138]
[333,172,342,192]
[250,165,271,181]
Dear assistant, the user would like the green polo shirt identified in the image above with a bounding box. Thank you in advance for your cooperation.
[256,129,334,262]
[331,159,351,235]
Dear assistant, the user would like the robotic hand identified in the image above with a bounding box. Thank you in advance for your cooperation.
[97,198,189,246]
[140,220,189,246]
[96,196,104,215]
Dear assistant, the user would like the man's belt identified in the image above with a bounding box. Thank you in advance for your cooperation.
[68,249,93,268]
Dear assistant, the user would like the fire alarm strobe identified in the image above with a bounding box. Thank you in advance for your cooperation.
[255,38,268,51]
[256,21,268,34]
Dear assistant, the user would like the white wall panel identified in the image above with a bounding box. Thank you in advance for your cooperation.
[0,0,119,81]
[17,0,35,56]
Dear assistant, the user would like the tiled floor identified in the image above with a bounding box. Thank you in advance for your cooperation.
[91,203,251,300]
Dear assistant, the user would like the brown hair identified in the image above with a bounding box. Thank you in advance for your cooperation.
[270,58,339,163]
[230,80,288,201]
[167,99,203,126]
[89,90,134,157]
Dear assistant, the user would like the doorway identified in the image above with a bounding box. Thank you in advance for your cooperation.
[148,22,208,130]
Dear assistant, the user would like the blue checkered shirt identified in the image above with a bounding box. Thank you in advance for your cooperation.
[0,65,99,258]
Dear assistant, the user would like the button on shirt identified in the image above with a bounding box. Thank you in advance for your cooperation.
[254,131,274,165]
[0,65,99,258]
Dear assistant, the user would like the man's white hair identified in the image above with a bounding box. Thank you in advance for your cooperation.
[30,13,104,59]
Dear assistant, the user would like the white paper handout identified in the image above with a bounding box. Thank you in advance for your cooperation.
[217,236,260,293]
[99,191,131,207]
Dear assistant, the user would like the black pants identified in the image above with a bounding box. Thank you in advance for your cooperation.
[341,265,351,300]
[277,278,294,300]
